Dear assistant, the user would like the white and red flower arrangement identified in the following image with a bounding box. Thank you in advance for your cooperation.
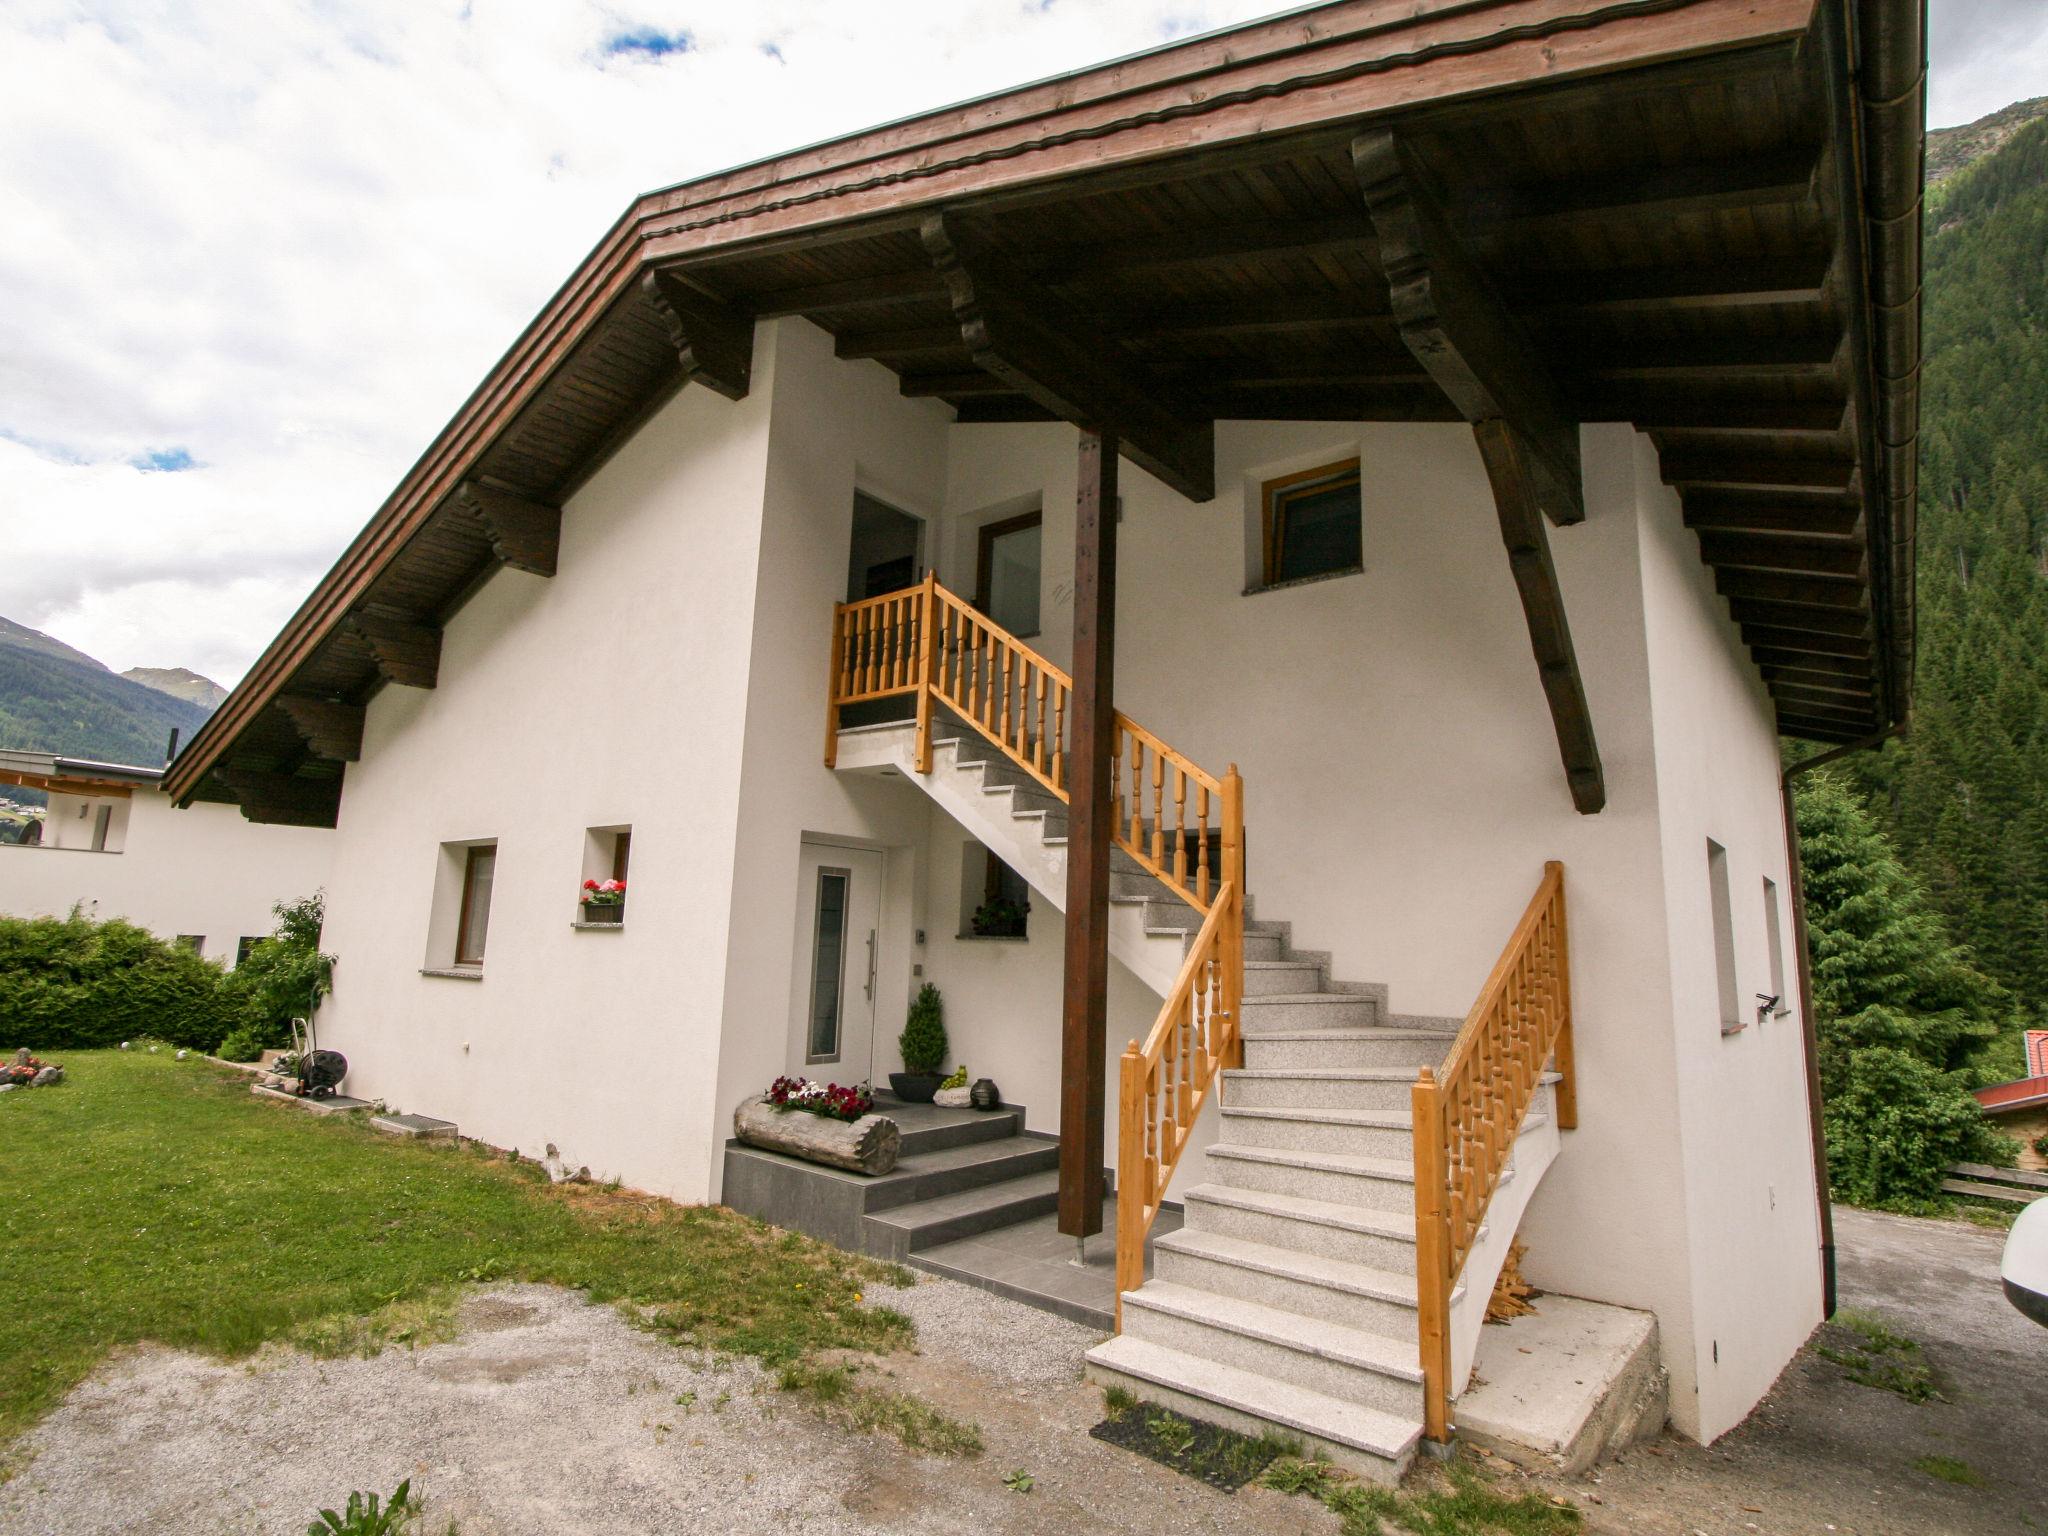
[766,1075,874,1123]
[580,878,626,909]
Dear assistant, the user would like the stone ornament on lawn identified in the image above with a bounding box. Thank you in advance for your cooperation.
[733,1089,900,1176]
[4,1049,63,1088]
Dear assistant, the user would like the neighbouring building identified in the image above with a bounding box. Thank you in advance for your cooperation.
[1978,1031,2048,1173]
[162,0,1925,1480]
[0,748,333,965]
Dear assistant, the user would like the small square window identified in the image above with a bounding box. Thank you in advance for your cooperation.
[1261,459,1362,586]
[176,934,204,956]
[236,936,262,968]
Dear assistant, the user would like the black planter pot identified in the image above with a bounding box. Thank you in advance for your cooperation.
[970,1077,1002,1111]
[888,1072,943,1104]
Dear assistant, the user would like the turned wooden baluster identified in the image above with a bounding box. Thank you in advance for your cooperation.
[1051,684,1066,794]
[1150,753,1166,873]
[1172,769,1188,893]
[1000,644,1015,748]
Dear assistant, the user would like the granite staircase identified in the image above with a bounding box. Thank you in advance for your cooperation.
[831,707,1568,1482]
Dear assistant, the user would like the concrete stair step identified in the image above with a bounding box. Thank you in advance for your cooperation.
[861,1135,1061,1212]
[1183,1182,1417,1270]
[860,1168,1061,1258]
[873,1097,1028,1156]
[1154,1227,1440,1337]
[1206,1141,1415,1213]
[1222,1066,1418,1112]
[1120,1281,1423,1415]
[1240,1029,1449,1071]
[1083,1335,1419,1484]
[1219,1105,1414,1160]
[1241,993,1383,1029]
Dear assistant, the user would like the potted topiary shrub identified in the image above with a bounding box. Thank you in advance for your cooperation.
[890,981,947,1103]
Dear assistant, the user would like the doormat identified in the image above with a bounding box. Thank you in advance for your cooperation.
[1088,1397,1291,1492]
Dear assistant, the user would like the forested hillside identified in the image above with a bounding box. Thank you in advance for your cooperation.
[1835,110,2048,1072]
[0,618,214,771]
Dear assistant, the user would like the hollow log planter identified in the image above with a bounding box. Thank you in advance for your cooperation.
[732,1096,901,1176]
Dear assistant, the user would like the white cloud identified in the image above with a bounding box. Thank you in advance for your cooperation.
[3,2,2042,687]
[0,0,1277,683]
[1929,0,2048,129]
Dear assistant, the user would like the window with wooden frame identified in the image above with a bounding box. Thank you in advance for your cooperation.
[1260,458,1363,587]
[454,843,497,967]
[975,510,1043,637]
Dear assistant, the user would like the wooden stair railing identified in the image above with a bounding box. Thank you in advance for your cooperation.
[1412,860,1577,1442]
[825,576,1244,1316]
[825,574,1242,915]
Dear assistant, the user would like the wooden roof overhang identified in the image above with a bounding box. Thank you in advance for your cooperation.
[167,0,1924,824]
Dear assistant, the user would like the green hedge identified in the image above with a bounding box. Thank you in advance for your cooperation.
[0,912,242,1051]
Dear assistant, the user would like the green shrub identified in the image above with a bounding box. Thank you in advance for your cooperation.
[1824,1046,2015,1205]
[218,895,335,1055]
[899,982,946,1075]
[0,910,238,1051]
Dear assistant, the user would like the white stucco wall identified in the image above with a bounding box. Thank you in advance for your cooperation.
[312,365,776,1203]
[0,790,332,966]
[1630,433,1824,1440]
[295,315,1818,1441]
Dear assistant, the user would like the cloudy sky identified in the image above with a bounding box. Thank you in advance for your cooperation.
[2,1,2044,686]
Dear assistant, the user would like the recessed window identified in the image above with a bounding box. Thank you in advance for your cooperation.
[958,841,1030,938]
[1762,877,1788,1018]
[455,844,497,967]
[1261,458,1362,586]
[236,936,262,967]
[977,510,1042,637]
[1708,839,1740,1034]
[176,934,204,956]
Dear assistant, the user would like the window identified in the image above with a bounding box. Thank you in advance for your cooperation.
[90,803,112,851]
[176,934,204,956]
[958,841,1030,938]
[1261,458,1362,586]
[236,936,262,968]
[611,830,632,884]
[577,825,631,926]
[976,511,1042,637]
[455,844,497,967]
[1707,839,1740,1033]
[1762,877,1788,1018]
[807,866,851,1062]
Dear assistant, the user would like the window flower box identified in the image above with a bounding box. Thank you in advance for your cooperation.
[579,878,625,924]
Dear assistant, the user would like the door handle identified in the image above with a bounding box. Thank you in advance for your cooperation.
[865,930,878,1002]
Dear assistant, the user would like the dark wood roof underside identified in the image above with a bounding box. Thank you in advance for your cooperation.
[169,0,1922,820]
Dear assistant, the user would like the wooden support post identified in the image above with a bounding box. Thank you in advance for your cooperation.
[824,605,846,769]
[1060,428,1118,1240]
[1411,1068,1452,1443]
[914,571,939,773]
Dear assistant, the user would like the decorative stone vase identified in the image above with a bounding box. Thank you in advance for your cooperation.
[733,1095,900,1176]
[888,1071,943,1103]
[970,1078,1002,1111]
[582,903,624,925]
[933,1084,973,1108]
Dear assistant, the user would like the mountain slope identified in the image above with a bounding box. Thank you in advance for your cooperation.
[1844,109,2048,1042]
[0,619,214,769]
[1926,97,2048,188]
[121,666,227,709]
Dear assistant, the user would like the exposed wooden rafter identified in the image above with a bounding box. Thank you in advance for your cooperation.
[344,606,442,690]
[641,269,756,400]
[453,482,562,577]
[1357,128,1603,814]
[920,212,1215,502]
[274,697,365,762]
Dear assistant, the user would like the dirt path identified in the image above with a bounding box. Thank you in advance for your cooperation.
[1505,1205,2044,1536]
[0,1277,1327,1536]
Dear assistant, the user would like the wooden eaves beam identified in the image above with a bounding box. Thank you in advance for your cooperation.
[919,213,1215,502]
[452,482,562,577]
[642,269,756,400]
[214,767,343,828]
[274,697,364,762]
[1355,128,1604,815]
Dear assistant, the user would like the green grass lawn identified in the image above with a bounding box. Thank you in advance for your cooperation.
[0,1050,912,1454]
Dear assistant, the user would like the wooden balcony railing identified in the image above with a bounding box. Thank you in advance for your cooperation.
[1411,860,1577,1442]
[825,575,1244,1315]
[825,574,1238,915]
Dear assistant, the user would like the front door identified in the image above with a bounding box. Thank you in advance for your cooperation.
[789,842,885,1085]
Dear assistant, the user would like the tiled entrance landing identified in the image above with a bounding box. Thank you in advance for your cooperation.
[911,1198,1183,1331]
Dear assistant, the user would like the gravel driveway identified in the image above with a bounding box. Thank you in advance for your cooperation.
[0,1276,1327,1536]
